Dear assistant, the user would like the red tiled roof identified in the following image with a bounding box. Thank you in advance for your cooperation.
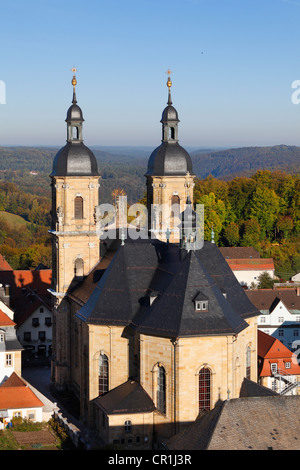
[226,258,274,271]
[0,309,15,326]
[0,254,13,271]
[0,373,44,409]
[258,330,300,377]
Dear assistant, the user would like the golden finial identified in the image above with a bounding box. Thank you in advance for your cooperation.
[71,66,77,87]
[166,68,172,88]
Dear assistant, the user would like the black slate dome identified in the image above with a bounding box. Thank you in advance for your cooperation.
[66,103,84,122]
[161,104,179,122]
[146,141,193,176]
[51,142,99,177]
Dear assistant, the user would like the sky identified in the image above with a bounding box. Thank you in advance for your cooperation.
[1,0,300,149]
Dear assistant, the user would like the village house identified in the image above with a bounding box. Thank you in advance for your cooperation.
[247,287,300,350]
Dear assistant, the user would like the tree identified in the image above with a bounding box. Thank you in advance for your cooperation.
[223,222,240,246]
[257,271,275,289]
[240,219,261,248]
[248,186,280,239]
[276,215,294,240]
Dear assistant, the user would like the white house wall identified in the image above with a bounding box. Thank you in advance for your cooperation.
[17,306,52,357]
[233,269,275,287]
[258,300,300,349]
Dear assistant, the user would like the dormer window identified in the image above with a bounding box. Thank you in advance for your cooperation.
[194,293,208,312]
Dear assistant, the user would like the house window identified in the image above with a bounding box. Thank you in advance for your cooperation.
[278,317,284,323]
[199,367,211,411]
[271,363,278,374]
[0,333,4,342]
[278,329,284,337]
[157,365,166,414]
[74,196,83,219]
[6,354,12,367]
[45,317,52,327]
[98,353,109,396]
[27,411,36,421]
[40,307,44,313]
[38,331,46,342]
[296,316,300,322]
[24,332,31,342]
[285,362,291,369]
[294,330,299,337]
[260,316,266,323]
[32,318,39,328]
[124,420,132,433]
[13,411,21,418]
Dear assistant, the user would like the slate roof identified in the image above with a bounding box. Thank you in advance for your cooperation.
[166,394,300,450]
[94,380,155,415]
[76,238,260,338]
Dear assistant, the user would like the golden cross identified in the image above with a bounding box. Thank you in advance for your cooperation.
[71,66,78,74]
[166,68,172,77]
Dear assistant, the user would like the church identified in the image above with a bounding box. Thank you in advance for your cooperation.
[49,71,260,449]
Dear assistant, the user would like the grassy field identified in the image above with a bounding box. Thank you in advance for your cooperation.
[0,211,28,227]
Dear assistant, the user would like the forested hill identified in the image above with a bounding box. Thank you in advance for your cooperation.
[0,144,299,203]
[190,145,300,179]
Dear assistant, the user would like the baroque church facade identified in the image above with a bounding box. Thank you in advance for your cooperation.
[49,72,260,449]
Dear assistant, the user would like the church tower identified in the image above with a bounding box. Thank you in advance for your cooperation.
[145,71,195,242]
[50,70,100,389]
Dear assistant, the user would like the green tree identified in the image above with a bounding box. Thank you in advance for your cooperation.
[223,222,240,246]
[257,271,275,289]
[248,186,280,238]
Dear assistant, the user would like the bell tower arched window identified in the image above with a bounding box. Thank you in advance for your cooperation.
[199,367,211,411]
[74,258,84,278]
[98,353,109,396]
[74,196,83,219]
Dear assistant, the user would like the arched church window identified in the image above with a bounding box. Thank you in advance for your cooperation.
[246,346,251,379]
[74,258,84,278]
[98,353,109,396]
[199,367,211,411]
[157,365,166,414]
[74,196,83,219]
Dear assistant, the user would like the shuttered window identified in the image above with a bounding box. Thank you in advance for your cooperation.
[74,196,83,219]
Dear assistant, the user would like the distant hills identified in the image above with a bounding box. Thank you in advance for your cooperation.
[0,144,299,203]
[190,145,300,180]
